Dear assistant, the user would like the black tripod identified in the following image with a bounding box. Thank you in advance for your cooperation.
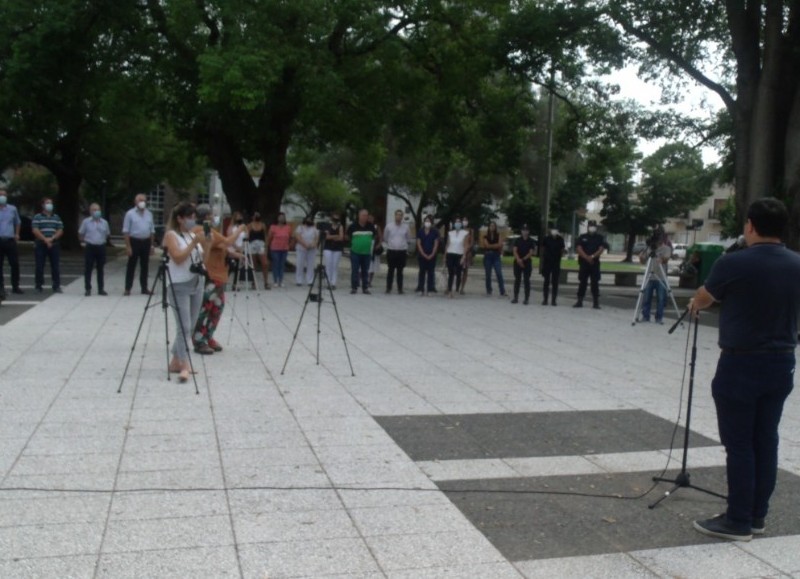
[118,252,199,394]
[649,308,726,508]
[281,230,355,375]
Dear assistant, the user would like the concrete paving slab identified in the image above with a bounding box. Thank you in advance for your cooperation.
[0,521,103,560]
[96,546,240,578]
[629,542,784,578]
[101,514,234,553]
[237,537,382,577]
[0,554,97,578]
[514,553,657,578]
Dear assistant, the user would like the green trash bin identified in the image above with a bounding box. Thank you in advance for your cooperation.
[687,243,725,286]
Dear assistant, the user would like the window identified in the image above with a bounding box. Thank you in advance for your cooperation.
[709,198,728,220]
[149,184,166,226]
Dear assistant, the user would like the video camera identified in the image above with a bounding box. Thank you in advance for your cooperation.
[646,225,666,253]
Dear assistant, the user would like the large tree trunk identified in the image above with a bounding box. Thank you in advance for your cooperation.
[206,130,258,217]
[53,168,82,251]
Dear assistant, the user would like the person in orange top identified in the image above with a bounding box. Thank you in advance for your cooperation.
[192,205,245,355]
[267,212,292,287]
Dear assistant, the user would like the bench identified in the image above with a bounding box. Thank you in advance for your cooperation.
[613,272,638,287]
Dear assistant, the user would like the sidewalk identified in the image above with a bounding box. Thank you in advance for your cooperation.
[0,257,798,577]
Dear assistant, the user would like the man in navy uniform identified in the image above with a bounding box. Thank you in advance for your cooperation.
[690,198,800,542]
[540,225,566,306]
[573,220,609,309]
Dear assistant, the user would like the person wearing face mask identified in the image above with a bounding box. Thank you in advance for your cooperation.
[267,212,291,287]
[31,197,64,293]
[415,214,440,296]
[294,216,319,286]
[0,189,23,300]
[322,212,345,289]
[481,221,506,297]
[191,204,241,355]
[123,194,156,296]
[163,202,207,382]
[384,209,412,294]
[443,216,469,298]
[247,212,270,289]
[347,208,378,294]
[78,203,111,296]
[541,226,566,306]
[574,219,610,309]
[511,224,536,304]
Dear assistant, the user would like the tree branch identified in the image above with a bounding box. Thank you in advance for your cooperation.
[195,0,221,47]
[610,12,736,112]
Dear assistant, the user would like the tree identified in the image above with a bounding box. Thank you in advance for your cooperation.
[286,162,358,218]
[0,0,200,247]
[604,0,800,247]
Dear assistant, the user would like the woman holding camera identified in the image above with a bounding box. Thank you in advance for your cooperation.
[163,202,207,383]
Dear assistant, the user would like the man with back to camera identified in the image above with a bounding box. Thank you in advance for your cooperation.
[540,224,566,306]
[123,193,155,296]
[573,219,609,309]
[0,188,23,300]
[689,198,800,542]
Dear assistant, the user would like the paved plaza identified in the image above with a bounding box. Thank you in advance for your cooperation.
[1,254,799,578]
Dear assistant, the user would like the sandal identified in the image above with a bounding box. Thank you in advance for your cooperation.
[194,344,215,355]
[178,369,190,383]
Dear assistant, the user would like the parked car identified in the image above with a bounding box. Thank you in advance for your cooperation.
[672,243,688,260]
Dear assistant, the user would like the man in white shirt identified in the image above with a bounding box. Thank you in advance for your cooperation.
[383,210,411,294]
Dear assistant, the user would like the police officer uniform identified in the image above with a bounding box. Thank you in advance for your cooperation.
[540,230,565,306]
[574,220,609,309]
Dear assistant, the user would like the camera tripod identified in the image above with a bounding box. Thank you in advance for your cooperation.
[649,309,726,508]
[281,232,354,376]
[226,240,268,340]
[632,250,681,325]
[118,252,199,394]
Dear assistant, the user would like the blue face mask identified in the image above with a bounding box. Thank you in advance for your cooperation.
[44,203,54,212]
[454,222,463,230]
[93,210,102,219]
[0,196,7,205]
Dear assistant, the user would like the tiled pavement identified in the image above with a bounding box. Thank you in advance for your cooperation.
[0,256,799,578]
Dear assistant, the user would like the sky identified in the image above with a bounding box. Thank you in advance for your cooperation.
[607,65,724,165]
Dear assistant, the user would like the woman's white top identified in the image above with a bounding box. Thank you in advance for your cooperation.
[296,224,318,248]
[447,229,469,255]
[166,230,203,284]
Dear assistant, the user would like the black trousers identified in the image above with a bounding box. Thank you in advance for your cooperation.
[577,259,600,301]
[386,249,407,291]
[542,261,561,302]
[446,253,463,292]
[84,244,107,292]
[0,237,20,291]
[125,237,151,292]
[417,256,437,291]
[513,260,532,299]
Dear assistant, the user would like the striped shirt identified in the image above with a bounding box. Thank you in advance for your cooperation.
[32,212,63,239]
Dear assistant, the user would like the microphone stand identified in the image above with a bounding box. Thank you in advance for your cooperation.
[649,308,726,508]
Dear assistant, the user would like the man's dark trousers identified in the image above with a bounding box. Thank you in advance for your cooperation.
[386,249,407,292]
[712,351,795,526]
[84,243,107,293]
[126,237,151,292]
[34,240,60,290]
[0,237,20,292]
[577,259,600,302]
[350,252,370,291]
[417,256,436,291]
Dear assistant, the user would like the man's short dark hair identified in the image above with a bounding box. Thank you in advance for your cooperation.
[747,198,788,239]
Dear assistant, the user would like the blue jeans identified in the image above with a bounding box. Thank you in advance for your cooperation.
[34,241,61,290]
[270,250,288,285]
[641,279,666,321]
[350,252,370,290]
[483,250,505,295]
[712,351,795,526]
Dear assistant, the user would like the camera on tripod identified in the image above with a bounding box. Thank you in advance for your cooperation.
[646,224,666,255]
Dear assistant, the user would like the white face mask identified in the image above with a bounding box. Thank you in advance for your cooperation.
[423,221,432,229]
[550,229,558,236]
[44,203,54,212]
[0,195,7,205]
[137,201,146,210]
[588,226,597,233]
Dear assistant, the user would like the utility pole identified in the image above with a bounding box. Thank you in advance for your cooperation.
[540,65,556,269]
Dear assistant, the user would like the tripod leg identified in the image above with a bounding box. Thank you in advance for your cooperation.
[280,276,316,374]
[118,266,164,393]
[322,267,355,376]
